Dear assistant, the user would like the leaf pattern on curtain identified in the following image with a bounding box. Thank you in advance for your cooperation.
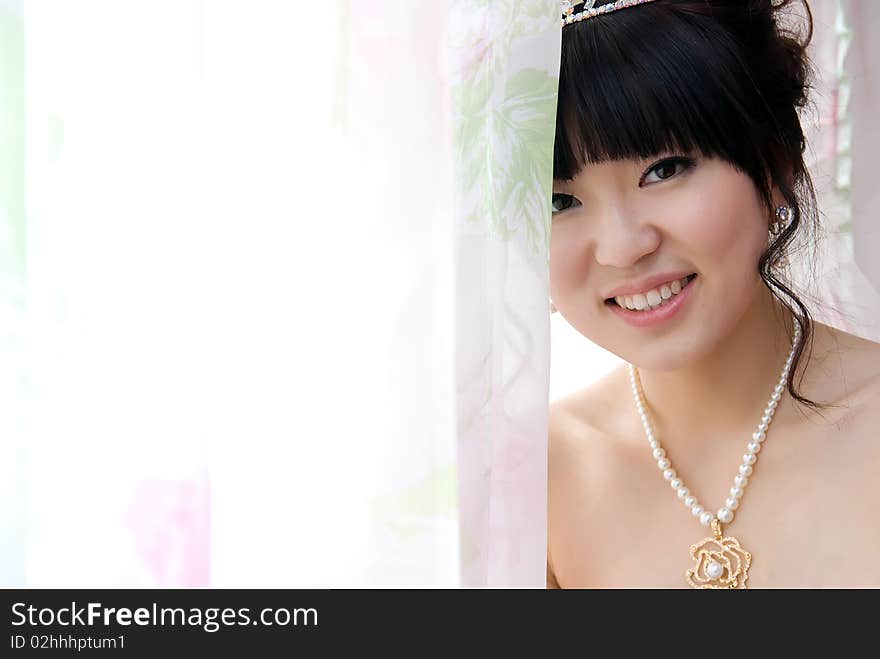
[450,0,559,257]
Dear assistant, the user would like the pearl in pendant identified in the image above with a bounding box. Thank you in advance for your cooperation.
[747,442,761,455]
[753,430,766,442]
[730,486,743,499]
[743,453,756,466]
[653,448,666,459]
[717,507,733,523]
[706,560,724,579]
[658,458,671,470]
[677,487,690,500]
[684,496,697,508]
[699,511,714,526]
[691,505,704,517]
[670,478,682,490]
[739,464,753,476]
[725,497,739,510]
[734,474,748,488]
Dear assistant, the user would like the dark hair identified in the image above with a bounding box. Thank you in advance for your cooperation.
[555,0,834,414]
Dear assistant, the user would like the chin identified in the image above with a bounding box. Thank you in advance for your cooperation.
[607,337,710,372]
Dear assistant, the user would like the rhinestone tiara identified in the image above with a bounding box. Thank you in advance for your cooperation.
[561,0,659,27]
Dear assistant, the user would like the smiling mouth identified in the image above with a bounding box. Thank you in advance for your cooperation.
[604,273,698,309]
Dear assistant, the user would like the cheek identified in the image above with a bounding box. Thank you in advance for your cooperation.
[549,220,589,297]
[673,179,767,277]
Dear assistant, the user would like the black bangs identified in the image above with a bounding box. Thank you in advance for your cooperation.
[554,2,771,184]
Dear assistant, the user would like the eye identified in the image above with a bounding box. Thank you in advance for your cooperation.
[641,157,695,186]
[552,193,581,213]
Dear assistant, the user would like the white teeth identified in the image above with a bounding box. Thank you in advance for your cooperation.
[616,275,694,311]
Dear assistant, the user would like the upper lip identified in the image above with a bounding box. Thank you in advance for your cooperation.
[604,271,696,299]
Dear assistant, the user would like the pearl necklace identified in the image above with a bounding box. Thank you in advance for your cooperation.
[627,320,801,589]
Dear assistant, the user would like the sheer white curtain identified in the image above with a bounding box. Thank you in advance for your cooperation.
[450,0,559,586]
[846,1,880,299]
[792,0,880,342]
[1,0,559,588]
[0,0,26,589]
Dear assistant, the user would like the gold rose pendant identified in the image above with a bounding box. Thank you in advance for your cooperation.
[686,519,752,589]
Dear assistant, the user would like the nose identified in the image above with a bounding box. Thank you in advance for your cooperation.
[592,203,661,269]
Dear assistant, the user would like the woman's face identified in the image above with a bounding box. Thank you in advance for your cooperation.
[550,154,770,370]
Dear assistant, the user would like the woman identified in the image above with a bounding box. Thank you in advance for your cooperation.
[547,0,880,588]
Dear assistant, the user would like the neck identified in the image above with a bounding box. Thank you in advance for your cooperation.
[635,283,798,454]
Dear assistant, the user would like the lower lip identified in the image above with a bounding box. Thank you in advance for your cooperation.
[607,275,698,328]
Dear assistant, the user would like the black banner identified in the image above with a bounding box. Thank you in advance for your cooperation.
[0,588,862,654]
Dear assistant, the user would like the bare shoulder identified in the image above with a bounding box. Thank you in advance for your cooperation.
[816,326,880,539]
[840,336,880,447]
[549,362,631,444]
[811,322,880,395]
[547,364,647,587]
[810,323,880,419]
[547,362,636,500]
[803,323,880,469]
